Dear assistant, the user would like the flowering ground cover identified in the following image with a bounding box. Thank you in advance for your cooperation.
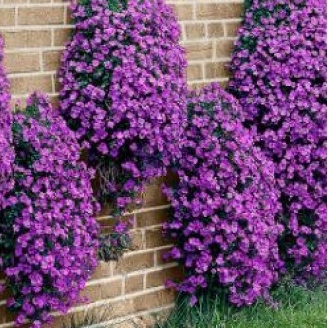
[59,0,188,214]
[163,83,284,307]
[0,35,14,209]
[229,0,327,282]
[0,94,99,327]
[0,0,326,325]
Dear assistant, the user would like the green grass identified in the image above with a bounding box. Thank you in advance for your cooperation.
[156,282,327,328]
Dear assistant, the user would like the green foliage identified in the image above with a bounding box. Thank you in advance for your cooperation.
[157,282,327,328]
[98,231,132,262]
[79,0,127,18]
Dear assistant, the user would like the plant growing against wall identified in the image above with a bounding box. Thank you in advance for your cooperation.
[229,0,327,282]
[98,221,132,261]
[164,83,284,307]
[0,93,99,328]
[58,0,188,215]
[0,35,14,207]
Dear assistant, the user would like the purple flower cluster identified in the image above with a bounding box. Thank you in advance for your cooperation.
[98,221,131,261]
[0,93,99,327]
[58,0,187,213]
[164,83,284,307]
[0,35,14,207]
[229,0,327,281]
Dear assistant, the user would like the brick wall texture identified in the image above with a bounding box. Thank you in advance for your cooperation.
[0,0,243,327]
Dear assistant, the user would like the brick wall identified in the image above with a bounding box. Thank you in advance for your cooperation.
[0,0,243,327]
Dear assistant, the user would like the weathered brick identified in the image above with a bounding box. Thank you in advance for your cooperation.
[185,23,205,40]
[10,74,53,94]
[208,22,225,38]
[145,228,169,248]
[0,8,15,26]
[216,40,235,58]
[100,279,123,299]
[136,208,168,228]
[43,50,61,70]
[185,42,213,61]
[171,4,194,21]
[2,0,28,3]
[130,230,144,250]
[125,274,144,294]
[18,6,65,25]
[30,0,53,3]
[225,21,241,37]
[110,299,135,318]
[90,261,112,280]
[79,284,102,304]
[3,30,52,49]
[133,289,175,312]
[196,3,243,20]
[53,27,73,46]
[4,52,40,73]
[66,5,73,25]
[113,252,155,274]
[146,266,182,288]
[187,64,203,81]
[205,62,230,79]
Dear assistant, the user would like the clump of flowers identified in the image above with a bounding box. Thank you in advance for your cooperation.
[229,0,327,282]
[0,35,14,206]
[0,93,99,327]
[58,0,188,214]
[98,221,132,261]
[164,83,284,307]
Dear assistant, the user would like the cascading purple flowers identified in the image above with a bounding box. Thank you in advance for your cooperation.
[0,93,99,327]
[229,0,327,282]
[58,0,188,213]
[164,83,284,307]
[0,35,14,208]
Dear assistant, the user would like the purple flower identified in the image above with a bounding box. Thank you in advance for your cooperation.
[0,35,14,210]
[229,0,327,282]
[0,93,99,327]
[58,0,188,215]
[164,83,284,307]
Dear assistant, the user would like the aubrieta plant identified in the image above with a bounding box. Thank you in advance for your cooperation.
[98,221,132,261]
[58,0,188,214]
[0,93,99,328]
[164,83,284,307]
[229,0,327,282]
[0,35,14,207]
